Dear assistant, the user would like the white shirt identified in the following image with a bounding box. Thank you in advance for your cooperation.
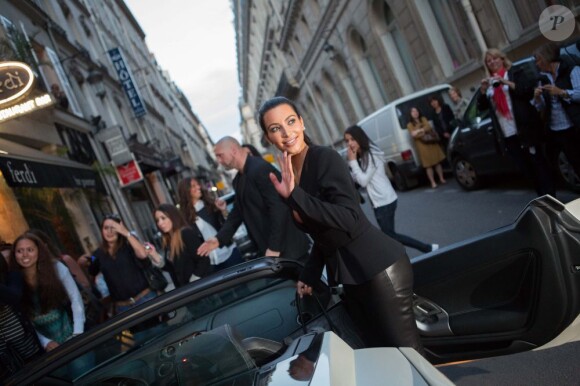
[486,72,517,138]
[194,201,236,265]
[37,261,85,347]
[348,149,397,208]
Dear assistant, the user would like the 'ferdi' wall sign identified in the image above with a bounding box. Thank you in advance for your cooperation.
[0,61,35,107]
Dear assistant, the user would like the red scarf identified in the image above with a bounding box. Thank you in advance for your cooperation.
[491,67,512,119]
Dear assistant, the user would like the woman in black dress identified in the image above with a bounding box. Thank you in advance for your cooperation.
[258,96,423,353]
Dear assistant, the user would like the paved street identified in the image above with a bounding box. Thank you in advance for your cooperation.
[360,176,579,258]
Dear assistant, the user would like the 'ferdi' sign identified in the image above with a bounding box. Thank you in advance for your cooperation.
[107,48,147,118]
[0,61,35,107]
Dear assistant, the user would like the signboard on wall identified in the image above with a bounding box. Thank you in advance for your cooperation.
[115,159,143,187]
[108,48,147,118]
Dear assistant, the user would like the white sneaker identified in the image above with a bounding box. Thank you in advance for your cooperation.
[431,244,439,252]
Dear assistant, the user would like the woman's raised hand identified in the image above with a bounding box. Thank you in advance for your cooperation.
[269,151,295,199]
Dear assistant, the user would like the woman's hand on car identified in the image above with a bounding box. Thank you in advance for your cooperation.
[296,280,313,298]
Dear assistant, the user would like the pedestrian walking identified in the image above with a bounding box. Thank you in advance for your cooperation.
[344,125,438,253]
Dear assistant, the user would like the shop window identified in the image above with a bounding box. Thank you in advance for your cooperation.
[37,45,83,117]
[15,188,84,256]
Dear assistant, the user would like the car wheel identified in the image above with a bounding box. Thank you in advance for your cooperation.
[391,166,409,191]
[453,157,481,190]
[554,151,580,192]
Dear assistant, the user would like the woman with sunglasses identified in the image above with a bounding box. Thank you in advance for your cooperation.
[79,214,155,315]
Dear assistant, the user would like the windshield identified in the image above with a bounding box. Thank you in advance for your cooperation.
[44,276,294,385]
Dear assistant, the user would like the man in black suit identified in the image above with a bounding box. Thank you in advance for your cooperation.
[197,137,310,261]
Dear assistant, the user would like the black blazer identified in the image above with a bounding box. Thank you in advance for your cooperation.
[165,227,210,288]
[216,156,310,260]
[287,146,406,286]
[477,67,544,148]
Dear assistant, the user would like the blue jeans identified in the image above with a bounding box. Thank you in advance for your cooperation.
[374,200,431,253]
[115,290,157,315]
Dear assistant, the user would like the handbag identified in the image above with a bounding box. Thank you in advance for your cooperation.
[420,129,440,144]
[141,259,168,292]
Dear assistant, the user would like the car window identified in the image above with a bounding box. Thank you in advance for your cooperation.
[396,87,451,130]
[46,276,298,384]
[464,90,490,126]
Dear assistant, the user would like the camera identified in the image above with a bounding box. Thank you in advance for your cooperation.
[492,79,501,88]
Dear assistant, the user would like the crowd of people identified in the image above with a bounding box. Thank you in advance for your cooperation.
[1,40,579,379]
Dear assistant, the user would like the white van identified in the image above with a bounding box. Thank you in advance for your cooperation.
[357,84,452,190]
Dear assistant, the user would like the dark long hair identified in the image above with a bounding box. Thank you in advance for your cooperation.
[11,232,68,315]
[344,125,375,172]
[154,203,188,260]
[408,106,425,125]
[177,177,219,225]
[99,214,127,256]
[258,96,314,146]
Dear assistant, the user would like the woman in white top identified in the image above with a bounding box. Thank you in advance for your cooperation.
[344,125,437,253]
[11,232,85,351]
[177,177,244,271]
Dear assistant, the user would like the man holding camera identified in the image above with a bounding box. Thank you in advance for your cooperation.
[532,42,580,181]
[477,48,555,197]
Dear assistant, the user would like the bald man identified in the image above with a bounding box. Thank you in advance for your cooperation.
[198,137,310,261]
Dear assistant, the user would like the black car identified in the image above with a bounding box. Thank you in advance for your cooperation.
[5,195,580,385]
[448,40,580,191]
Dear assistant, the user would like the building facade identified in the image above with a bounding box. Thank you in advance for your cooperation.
[0,0,218,254]
[234,0,579,149]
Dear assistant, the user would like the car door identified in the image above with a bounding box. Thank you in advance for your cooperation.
[412,196,580,364]
[453,91,515,175]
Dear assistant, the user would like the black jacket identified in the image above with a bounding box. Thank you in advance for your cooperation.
[287,146,406,286]
[216,155,310,260]
[477,66,544,148]
[164,227,210,287]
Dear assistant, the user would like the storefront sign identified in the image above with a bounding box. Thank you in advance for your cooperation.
[0,157,99,189]
[116,159,143,187]
[108,48,147,118]
[0,93,54,123]
[96,125,133,165]
[0,61,35,107]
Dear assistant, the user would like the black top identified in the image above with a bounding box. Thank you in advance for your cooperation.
[0,270,24,307]
[216,155,310,260]
[89,243,149,301]
[162,227,210,288]
[286,146,406,286]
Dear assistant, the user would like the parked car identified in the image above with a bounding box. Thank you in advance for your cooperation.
[6,195,580,385]
[357,84,454,191]
[448,40,580,191]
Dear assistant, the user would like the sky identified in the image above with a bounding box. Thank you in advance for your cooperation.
[124,0,241,143]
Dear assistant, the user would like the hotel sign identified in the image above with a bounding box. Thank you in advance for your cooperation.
[108,48,147,118]
[0,61,55,123]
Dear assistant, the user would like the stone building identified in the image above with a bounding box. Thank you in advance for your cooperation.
[0,0,217,254]
[234,0,579,149]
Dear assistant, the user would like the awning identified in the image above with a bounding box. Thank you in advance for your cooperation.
[0,138,102,190]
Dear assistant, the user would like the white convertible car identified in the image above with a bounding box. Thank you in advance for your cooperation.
[6,195,580,385]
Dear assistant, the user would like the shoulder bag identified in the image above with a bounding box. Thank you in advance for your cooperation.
[141,258,168,292]
[420,129,440,144]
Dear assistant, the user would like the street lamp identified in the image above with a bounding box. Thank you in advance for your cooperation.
[86,68,106,99]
